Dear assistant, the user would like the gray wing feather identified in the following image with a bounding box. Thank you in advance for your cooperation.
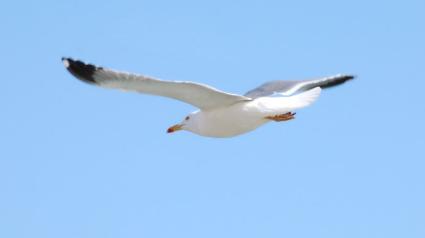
[244,74,354,98]
[62,58,250,110]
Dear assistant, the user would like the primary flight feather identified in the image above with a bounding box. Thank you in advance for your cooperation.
[62,57,354,137]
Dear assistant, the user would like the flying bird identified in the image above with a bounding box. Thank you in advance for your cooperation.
[62,58,354,138]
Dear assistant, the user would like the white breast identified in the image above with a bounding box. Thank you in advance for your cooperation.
[191,101,269,138]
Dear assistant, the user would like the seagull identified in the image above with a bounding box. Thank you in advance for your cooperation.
[62,58,354,138]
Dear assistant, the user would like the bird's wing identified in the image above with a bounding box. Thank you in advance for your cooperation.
[62,58,251,110]
[244,74,354,98]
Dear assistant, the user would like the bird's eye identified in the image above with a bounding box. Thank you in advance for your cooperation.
[185,116,190,120]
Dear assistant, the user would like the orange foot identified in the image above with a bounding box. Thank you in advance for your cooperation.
[265,112,296,122]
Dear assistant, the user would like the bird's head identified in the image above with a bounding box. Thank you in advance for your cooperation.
[167,112,200,134]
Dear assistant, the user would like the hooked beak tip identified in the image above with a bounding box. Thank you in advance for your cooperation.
[167,124,183,133]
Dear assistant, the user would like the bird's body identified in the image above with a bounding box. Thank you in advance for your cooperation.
[62,58,353,138]
[184,102,265,138]
[185,87,321,137]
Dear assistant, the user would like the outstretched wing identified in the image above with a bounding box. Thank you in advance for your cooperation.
[62,58,250,110]
[244,74,354,98]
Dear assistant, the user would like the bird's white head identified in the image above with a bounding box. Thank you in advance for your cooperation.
[167,111,201,134]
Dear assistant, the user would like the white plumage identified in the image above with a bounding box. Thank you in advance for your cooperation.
[62,58,353,138]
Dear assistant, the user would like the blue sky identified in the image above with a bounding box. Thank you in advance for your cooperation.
[1,0,424,237]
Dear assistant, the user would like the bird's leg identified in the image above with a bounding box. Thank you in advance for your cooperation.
[265,112,296,122]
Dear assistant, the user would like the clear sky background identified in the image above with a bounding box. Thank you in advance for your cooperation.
[1,0,424,237]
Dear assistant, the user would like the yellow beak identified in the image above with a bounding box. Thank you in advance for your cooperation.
[167,124,183,133]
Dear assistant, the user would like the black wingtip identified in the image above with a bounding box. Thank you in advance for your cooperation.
[335,74,356,81]
[320,74,356,88]
[340,74,356,84]
[345,74,356,80]
[61,57,101,84]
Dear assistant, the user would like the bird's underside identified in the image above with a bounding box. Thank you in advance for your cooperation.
[62,57,354,137]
